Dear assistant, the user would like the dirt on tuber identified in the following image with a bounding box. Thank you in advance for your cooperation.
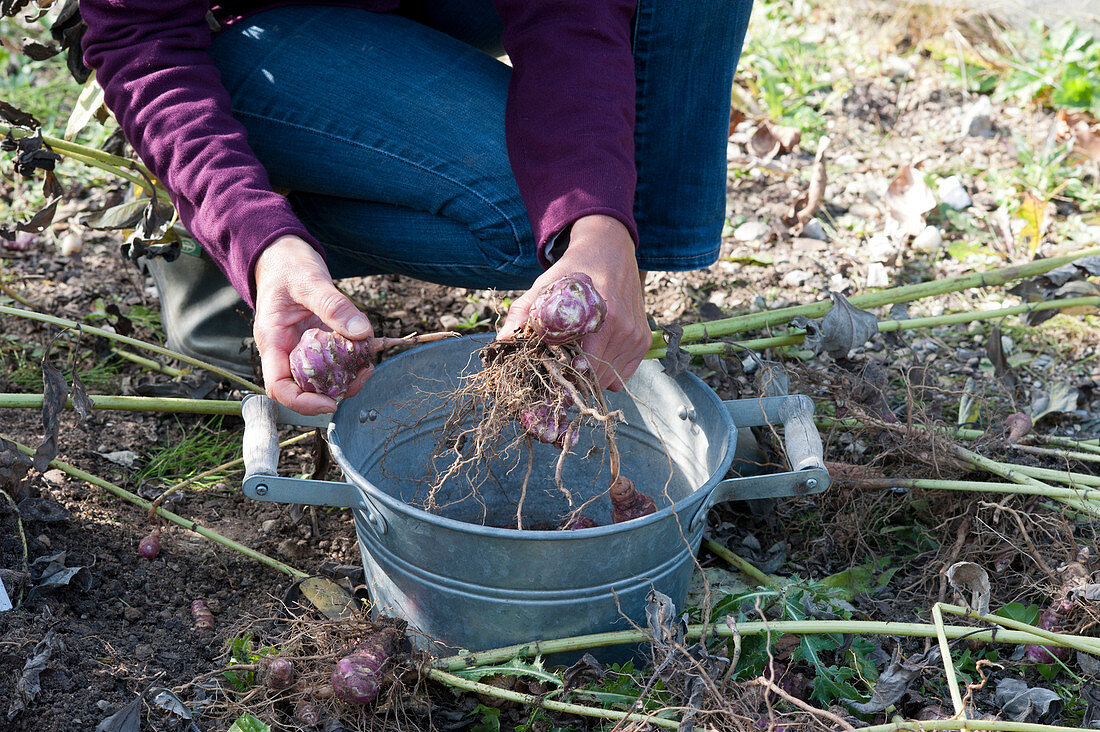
[259,656,295,691]
[610,475,656,523]
[290,327,455,401]
[330,626,404,705]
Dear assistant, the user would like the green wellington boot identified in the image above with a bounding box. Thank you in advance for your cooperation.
[143,250,256,380]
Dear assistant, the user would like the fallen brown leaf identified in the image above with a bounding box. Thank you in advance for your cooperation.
[1056,109,1100,163]
[884,164,936,237]
[748,120,802,159]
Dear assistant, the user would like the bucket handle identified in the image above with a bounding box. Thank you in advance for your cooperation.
[688,395,830,533]
[240,394,389,534]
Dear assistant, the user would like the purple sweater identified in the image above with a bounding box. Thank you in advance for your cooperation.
[79,0,638,306]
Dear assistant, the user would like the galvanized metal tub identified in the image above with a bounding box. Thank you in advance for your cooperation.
[242,336,828,655]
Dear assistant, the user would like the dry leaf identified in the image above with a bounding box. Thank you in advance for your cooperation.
[1055,109,1100,163]
[945,561,990,616]
[748,121,801,159]
[729,107,746,136]
[884,164,936,238]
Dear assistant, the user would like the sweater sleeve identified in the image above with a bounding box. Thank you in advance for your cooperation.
[493,0,638,268]
[79,0,323,307]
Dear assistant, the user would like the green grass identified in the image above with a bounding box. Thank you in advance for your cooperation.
[135,416,243,488]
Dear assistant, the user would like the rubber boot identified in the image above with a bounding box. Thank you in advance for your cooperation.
[143,251,256,380]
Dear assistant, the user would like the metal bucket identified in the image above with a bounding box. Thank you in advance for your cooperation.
[241,336,829,655]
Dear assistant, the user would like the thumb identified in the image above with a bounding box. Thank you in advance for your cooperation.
[497,290,536,340]
[304,283,373,340]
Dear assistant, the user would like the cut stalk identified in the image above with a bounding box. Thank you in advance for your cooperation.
[649,246,1100,349]
[950,443,1100,518]
[703,537,778,587]
[0,393,242,416]
[7,437,305,578]
[852,477,1100,502]
[858,721,1092,732]
[646,295,1100,359]
[428,669,678,729]
[432,620,1082,672]
[1011,444,1100,464]
[932,603,966,718]
[939,603,1100,654]
[0,304,263,393]
[110,347,186,378]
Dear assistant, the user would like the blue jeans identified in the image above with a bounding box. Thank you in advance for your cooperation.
[208,0,753,289]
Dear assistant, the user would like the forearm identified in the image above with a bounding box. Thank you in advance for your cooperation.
[80,0,322,306]
[493,0,639,264]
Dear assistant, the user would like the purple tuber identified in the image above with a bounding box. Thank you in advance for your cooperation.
[561,515,598,530]
[331,627,403,705]
[259,656,295,690]
[530,273,607,345]
[1005,412,1033,445]
[138,529,161,559]
[290,327,453,400]
[191,599,214,634]
[610,475,656,523]
[1024,605,1072,663]
[295,699,321,727]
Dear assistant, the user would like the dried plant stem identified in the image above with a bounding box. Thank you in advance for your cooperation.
[432,620,1087,672]
[0,304,263,393]
[754,676,856,731]
[6,437,306,579]
[649,246,1100,349]
[646,294,1100,359]
[703,538,777,587]
[0,392,243,415]
[428,668,679,729]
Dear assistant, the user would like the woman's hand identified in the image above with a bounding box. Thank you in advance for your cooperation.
[253,235,374,415]
[498,215,651,390]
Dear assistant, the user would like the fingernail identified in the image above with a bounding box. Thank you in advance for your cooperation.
[347,316,370,337]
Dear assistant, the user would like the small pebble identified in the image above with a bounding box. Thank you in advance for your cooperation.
[123,607,142,622]
[37,534,51,549]
[911,225,943,254]
[733,221,771,242]
[962,96,994,138]
[96,700,110,711]
[937,176,972,210]
[260,519,279,534]
[801,218,827,240]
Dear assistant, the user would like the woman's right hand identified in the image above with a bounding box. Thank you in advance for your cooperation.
[252,236,374,415]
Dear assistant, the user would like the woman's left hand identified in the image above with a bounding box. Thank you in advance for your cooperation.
[498,214,651,391]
